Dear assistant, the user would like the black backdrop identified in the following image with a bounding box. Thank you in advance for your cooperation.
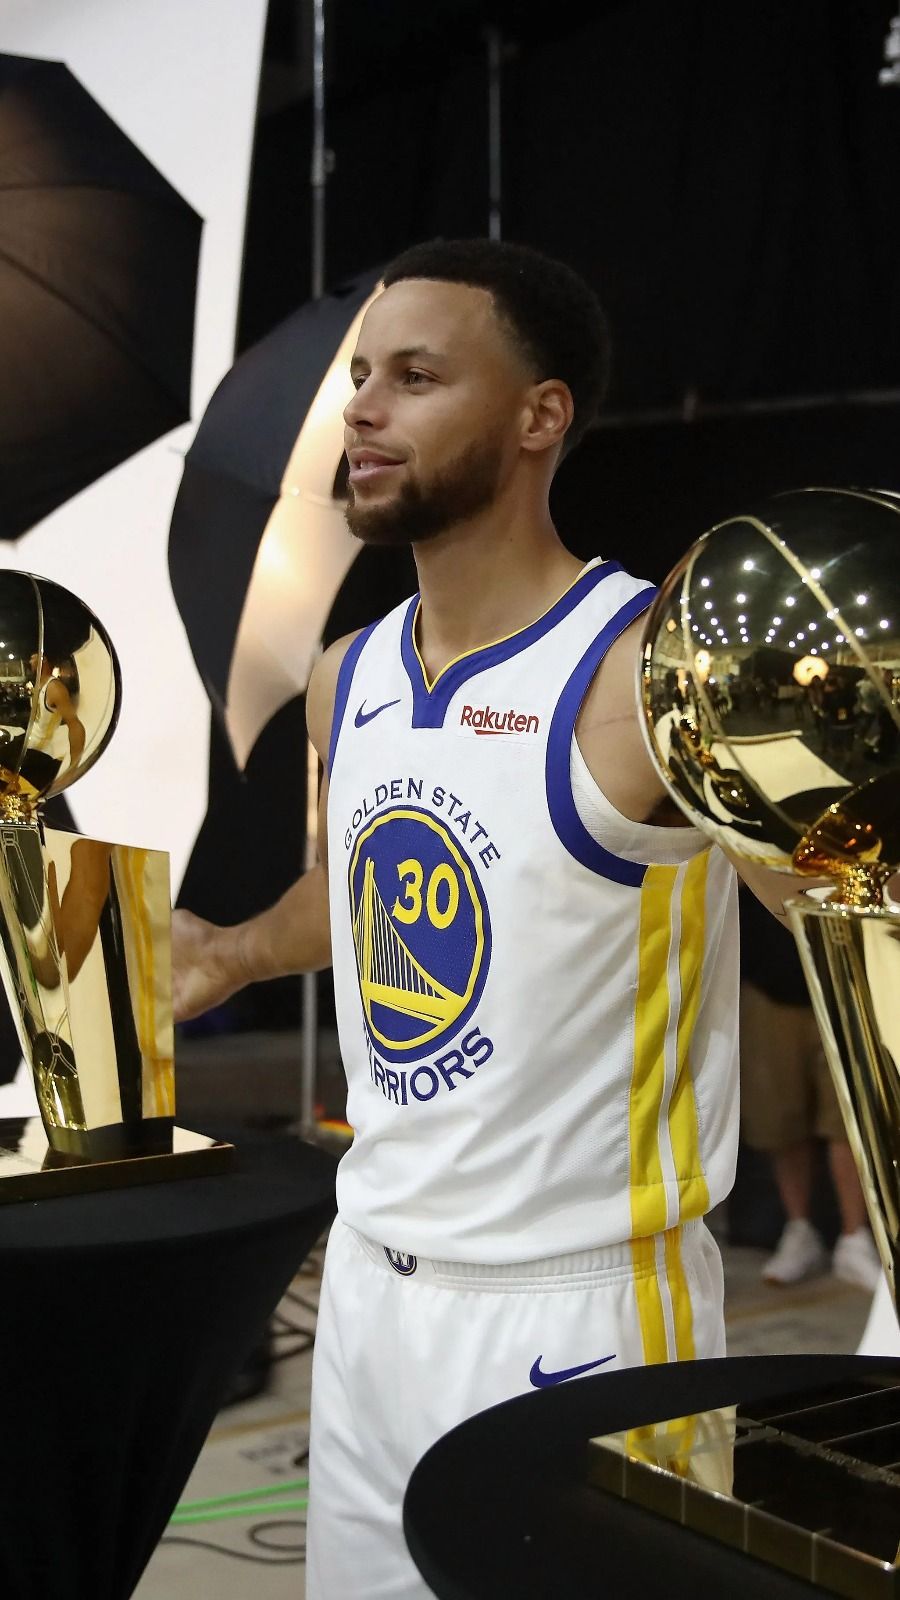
[243,0,900,414]
[162,1,900,1049]
[173,0,900,1045]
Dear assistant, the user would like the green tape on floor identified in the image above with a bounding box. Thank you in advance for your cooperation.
[169,1499,307,1527]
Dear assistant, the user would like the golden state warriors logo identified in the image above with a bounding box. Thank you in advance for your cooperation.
[348,807,490,1064]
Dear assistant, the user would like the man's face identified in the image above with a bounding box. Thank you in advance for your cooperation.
[342,278,533,545]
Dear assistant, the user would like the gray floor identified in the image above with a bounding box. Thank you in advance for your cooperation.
[133,1209,877,1600]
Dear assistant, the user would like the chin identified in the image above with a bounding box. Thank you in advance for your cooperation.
[344,508,445,548]
[344,510,404,546]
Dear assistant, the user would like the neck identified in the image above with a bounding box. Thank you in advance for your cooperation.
[411,497,584,683]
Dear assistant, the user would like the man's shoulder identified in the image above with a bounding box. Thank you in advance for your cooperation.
[307,631,364,758]
[306,595,412,758]
[572,586,672,826]
[578,560,656,704]
[580,610,646,719]
[44,676,71,709]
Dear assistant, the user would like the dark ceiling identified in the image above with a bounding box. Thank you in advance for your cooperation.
[242,0,900,405]
[175,0,900,1025]
[236,0,900,586]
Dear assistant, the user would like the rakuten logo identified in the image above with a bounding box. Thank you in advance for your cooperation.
[460,704,540,735]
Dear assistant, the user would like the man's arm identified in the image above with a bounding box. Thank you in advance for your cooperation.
[575,615,692,830]
[575,615,828,916]
[46,678,86,769]
[171,630,361,1023]
[720,852,825,922]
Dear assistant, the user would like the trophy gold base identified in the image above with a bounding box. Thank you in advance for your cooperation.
[787,893,900,1307]
[589,1368,900,1599]
[0,1116,235,1202]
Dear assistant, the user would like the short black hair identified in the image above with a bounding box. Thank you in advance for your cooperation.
[381,237,610,458]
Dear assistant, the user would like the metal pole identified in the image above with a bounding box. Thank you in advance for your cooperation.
[310,0,328,300]
[486,26,502,240]
[591,383,900,433]
[301,0,329,1134]
[300,699,321,1136]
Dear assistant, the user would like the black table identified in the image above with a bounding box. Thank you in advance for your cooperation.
[404,1353,900,1599]
[0,1127,336,1600]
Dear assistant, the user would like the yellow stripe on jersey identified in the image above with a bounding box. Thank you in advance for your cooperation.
[627,1226,697,1464]
[664,1225,696,1362]
[630,1234,668,1364]
[663,1226,698,1473]
[630,853,712,1239]
[669,850,711,1221]
[629,864,678,1238]
[628,854,707,1467]
[629,1228,696,1368]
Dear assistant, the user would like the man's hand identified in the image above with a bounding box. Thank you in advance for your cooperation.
[169,629,359,1027]
[171,908,249,1024]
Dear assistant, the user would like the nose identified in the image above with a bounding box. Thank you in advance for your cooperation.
[343,378,383,432]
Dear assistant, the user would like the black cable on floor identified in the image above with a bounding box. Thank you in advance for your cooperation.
[162,1520,305,1565]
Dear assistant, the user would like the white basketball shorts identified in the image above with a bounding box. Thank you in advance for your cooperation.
[305,1215,725,1599]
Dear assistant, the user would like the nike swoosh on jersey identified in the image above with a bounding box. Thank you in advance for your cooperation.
[354,698,401,728]
[528,1353,615,1388]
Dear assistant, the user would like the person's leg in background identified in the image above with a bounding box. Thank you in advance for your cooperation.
[813,1040,881,1290]
[739,981,828,1284]
[740,984,880,1288]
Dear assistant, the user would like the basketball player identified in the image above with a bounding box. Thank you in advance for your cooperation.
[173,239,803,1598]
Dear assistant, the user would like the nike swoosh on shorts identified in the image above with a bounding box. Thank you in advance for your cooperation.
[354,698,401,728]
[529,1353,615,1388]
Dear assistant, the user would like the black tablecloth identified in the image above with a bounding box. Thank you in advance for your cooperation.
[404,1353,900,1599]
[0,1126,337,1600]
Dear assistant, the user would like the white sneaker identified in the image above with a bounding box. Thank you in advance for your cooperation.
[832,1228,882,1291]
[762,1218,829,1285]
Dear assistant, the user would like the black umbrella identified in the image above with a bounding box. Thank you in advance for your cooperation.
[0,53,202,539]
[168,267,386,768]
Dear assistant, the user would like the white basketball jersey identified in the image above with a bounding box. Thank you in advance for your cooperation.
[327,560,739,1263]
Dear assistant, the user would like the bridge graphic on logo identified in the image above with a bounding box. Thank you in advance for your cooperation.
[353,858,464,1032]
[348,805,489,1061]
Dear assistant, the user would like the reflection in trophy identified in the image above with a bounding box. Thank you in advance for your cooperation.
[0,570,231,1198]
[622,491,900,1599]
[639,486,900,1310]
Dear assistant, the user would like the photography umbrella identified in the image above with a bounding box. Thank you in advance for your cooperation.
[0,53,202,539]
[168,268,381,769]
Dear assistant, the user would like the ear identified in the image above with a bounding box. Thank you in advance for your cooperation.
[519,379,574,457]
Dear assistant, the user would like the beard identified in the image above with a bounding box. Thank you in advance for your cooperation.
[344,434,504,546]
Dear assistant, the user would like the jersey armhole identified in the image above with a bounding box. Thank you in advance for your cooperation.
[570,735,708,865]
[545,587,657,886]
[327,621,379,774]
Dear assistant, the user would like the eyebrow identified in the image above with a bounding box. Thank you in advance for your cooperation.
[350,345,446,370]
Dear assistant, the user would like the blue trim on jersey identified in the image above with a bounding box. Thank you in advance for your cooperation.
[401,561,623,729]
[399,595,424,718]
[328,621,380,773]
[545,586,657,887]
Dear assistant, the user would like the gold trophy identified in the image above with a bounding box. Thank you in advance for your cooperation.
[0,570,233,1200]
[586,488,900,1598]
